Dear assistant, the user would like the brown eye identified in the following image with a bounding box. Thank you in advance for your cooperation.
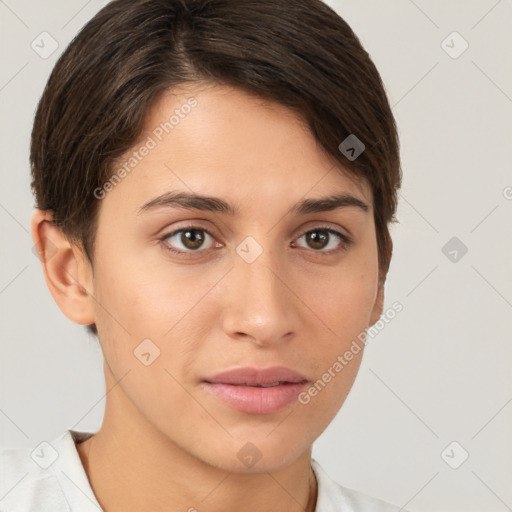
[305,230,329,250]
[161,227,215,254]
[294,228,351,253]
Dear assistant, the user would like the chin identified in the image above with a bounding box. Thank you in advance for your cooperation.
[200,434,311,474]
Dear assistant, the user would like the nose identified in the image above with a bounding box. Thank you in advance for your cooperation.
[220,243,300,347]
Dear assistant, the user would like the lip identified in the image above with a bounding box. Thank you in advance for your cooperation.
[202,366,309,414]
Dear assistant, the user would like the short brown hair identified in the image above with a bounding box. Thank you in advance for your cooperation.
[30,0,401,336]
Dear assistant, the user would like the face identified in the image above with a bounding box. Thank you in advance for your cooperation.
[83,83,383,472]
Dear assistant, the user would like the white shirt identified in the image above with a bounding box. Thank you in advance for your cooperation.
[0,430,409,511]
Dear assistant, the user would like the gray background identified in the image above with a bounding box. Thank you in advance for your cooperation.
[1,1,511,510]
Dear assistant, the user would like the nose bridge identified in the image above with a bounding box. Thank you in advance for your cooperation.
[237,239,288,313]
[222,236,296,344]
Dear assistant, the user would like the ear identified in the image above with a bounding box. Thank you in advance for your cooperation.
[31,209,95,326]
[369,237,393,326]
[369,280,385,326]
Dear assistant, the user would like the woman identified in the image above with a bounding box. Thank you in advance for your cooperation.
[1,0,405,510]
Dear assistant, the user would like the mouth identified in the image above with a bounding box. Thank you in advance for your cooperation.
[202,366,309,414]
[218,381,304,387]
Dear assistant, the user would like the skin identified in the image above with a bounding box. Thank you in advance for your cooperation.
[32,83,388,512]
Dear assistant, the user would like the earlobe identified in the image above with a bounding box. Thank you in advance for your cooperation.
[369,282,384,326]
[31,209,95,326]
[369,237,393,326]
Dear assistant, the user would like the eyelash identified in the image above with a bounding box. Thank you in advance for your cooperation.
[159,224,352,259]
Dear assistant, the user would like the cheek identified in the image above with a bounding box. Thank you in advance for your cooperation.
[92,254,214,376]
[92,248,179,333]
[296,249,378,395]
[303,256,379,335]
[298,350,363,439]
[296,269,375,421]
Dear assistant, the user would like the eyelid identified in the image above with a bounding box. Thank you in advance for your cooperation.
[293,221,352,242]
[159,224,219,257]
[292,224,352,254]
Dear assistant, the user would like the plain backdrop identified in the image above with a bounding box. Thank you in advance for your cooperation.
[1,1,511,511]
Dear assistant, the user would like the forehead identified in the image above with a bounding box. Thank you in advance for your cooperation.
[106,82,372,212]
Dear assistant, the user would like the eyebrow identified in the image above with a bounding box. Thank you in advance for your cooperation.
[137,191,369,216]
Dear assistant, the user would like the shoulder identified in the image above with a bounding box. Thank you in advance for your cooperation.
[0,438,69,511]
[0,430,101,512]
[312,459,411,512]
